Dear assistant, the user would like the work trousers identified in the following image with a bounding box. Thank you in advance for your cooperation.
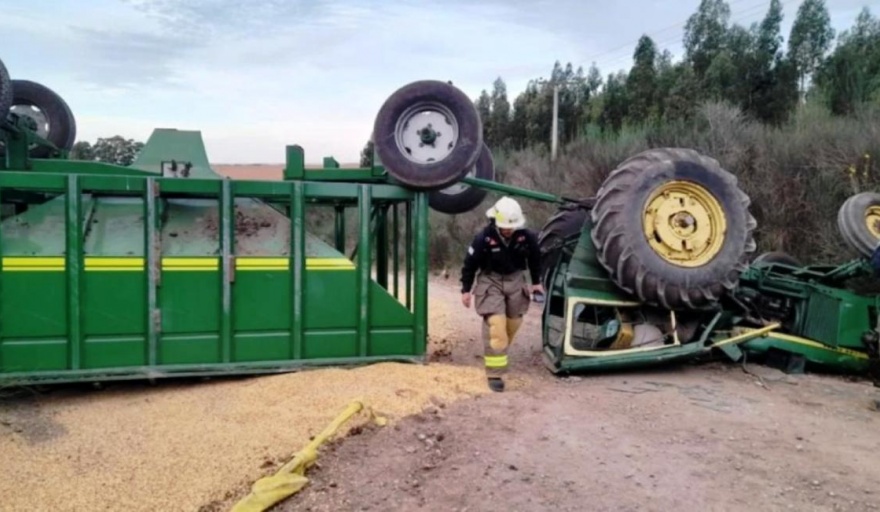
[472,270,531,377]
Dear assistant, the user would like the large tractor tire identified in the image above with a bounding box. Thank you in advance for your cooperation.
[6,80,77,158]
[373,80,482,191]
[428,142,494,214]
[0,58,11,120]
[591,148,756,310]
[837,191,880,258]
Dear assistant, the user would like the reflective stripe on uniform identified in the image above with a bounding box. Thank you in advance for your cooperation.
[484,355,508,368]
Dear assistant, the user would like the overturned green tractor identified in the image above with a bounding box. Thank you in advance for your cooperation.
[537,149,880,379]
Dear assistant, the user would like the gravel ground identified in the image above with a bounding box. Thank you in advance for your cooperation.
[2,275,879,512]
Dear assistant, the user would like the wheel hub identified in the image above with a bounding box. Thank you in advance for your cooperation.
[865,206,880,239]
[394,102,459,165]
[11,105,49,139]
[643,181,727,267]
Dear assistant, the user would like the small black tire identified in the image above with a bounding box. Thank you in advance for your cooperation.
[8,79,77,158]
[753,251,802,268]
[837,191,880,258]
[428,143,494,214]
[0,58,11,120]
[591,148,756,310]
[373,80,482,191]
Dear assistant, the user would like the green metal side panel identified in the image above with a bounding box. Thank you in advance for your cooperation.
[129,128,216,178]
[742,334,870,373]
[0,163,424,384]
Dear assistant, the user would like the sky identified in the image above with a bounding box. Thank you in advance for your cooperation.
[0,0,871,164]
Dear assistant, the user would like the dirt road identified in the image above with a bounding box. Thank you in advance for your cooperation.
[1,276,879,511]
[284,277,880,512]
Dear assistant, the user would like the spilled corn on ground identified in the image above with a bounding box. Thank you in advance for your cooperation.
[0,362,491,512]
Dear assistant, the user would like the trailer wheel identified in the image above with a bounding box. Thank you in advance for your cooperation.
[591,148,756,310]
[753,251,802,268]
[373,80,482,191]
[0,58,11,120]
[7,80,77,158]
[837,191,880,258]
[428,143,494,214]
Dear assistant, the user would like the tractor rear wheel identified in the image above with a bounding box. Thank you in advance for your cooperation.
[591,148,756,310]
[373,80,482,191]
[837,191,880,258]
[0,58,11,120]
[428,142,494,214]
[7,80,77,158]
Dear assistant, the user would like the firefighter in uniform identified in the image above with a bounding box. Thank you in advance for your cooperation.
[460,196,544,392]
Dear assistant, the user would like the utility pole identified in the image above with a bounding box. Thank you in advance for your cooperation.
[551,84,559,162]
[537,78,579,163]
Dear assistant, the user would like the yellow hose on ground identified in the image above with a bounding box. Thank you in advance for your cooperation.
[231,400,385,512]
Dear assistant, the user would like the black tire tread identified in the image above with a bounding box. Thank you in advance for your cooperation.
[591,147,756,310]
[6,79,77,158]
[373,80,482,191]
[428,143,494,214]
[837,192,880,258]
[0,58,11,120]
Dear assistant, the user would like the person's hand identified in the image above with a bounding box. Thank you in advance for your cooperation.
[461,292,472,308]
[531,283,545,296]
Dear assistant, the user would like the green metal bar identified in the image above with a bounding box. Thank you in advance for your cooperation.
[377,204,389,289]
[334,205,345,253]
[462,176,565,204]
[414,192,429,356]
[406,200,412,310]
[220,179,233,363]
[290,182,305,360]
[145,178,160,367]
[28,159,157,177]
[392,203,399,299]
[66,175,83,370]
[357,185,372,357]
[284,145,305,180]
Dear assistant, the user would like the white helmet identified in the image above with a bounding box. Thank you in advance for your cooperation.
[486,196,526,229]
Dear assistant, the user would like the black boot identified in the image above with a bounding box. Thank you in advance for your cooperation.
[488,377,504,392]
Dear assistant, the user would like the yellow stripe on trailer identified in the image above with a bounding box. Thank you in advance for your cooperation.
[2,256,355,272]
[85,257,145,271]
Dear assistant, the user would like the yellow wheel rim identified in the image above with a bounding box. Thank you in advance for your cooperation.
[866,206,880,239]
[643,180,727,267]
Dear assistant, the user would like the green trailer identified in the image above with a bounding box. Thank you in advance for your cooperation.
[0,60,496,385]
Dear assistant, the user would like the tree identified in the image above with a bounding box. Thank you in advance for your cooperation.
[69,141,94,161]
[815,8,880,114]
[788,0,835,99]
[749,0,798,123]
[598,72,629,132]
[627,35,659,124]
[92,136,145,166]
[684,0,732,79]
[488,77,511,149]
[359,139,374,167]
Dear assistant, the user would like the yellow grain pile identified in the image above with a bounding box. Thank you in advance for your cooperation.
[0,362,489,512]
